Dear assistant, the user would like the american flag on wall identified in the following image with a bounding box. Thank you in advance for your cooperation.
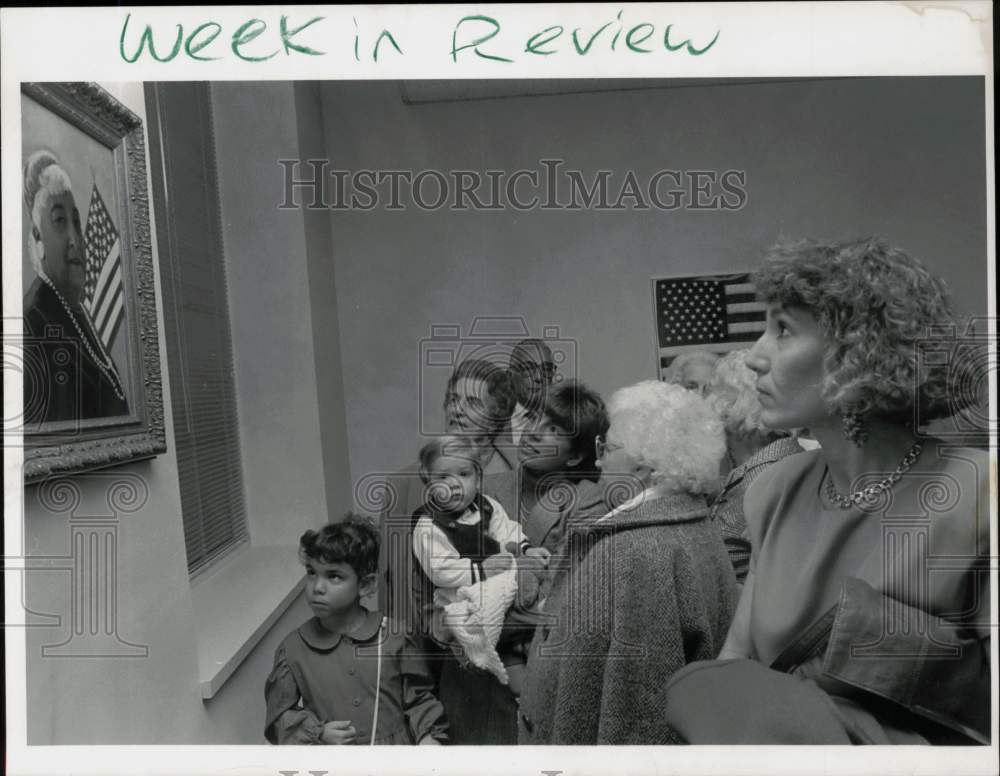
[82,182,124,351]
[653,273,767,379]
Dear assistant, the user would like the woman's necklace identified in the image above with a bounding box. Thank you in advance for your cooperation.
[824,441,923,510]
[42,275,127,401]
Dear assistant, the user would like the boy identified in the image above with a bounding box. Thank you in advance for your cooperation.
[265,515,448,745]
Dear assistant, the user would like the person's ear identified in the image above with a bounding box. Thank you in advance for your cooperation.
[566,452,584,468]
[358,573,377,598]
[31,225,44,260]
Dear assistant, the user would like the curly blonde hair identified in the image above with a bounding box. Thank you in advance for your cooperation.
[607,380,724,494]
[753,237,973,423]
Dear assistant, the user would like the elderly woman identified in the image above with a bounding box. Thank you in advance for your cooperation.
[518,380,738,744]
[664,349,720,396]
[707,349,806,582]
[665,238,990,745]
[22,150,129,423]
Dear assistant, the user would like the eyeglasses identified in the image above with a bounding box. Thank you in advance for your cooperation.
[594,435,624,460]
[512,360,556,374]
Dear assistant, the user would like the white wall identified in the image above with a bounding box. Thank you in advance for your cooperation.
[212,81,353,543]
[318,77,988,489]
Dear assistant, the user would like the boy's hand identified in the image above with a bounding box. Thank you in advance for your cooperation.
[417,735,442,745]
[481,552,514,578]
[524,546,552,565]
[321,720,357,745]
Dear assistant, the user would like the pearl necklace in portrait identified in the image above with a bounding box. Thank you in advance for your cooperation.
[38,272,127,402]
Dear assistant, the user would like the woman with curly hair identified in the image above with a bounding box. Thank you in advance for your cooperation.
[518,381,738,744]
[665,237,990,745]
[707,349,808,582]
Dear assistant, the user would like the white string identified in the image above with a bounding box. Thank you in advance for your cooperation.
[369,616,387,746]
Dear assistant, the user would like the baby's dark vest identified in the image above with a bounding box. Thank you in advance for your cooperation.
[410,495,501,639]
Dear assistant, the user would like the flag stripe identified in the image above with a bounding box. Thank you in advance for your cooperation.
[83,182,123,355]
[99,292,125,345]
[725,301,766,315]
[723,330,764,342]
[94,260,122,335]
[723,292,759,305]
[96,285,122,342]
[728,321,767,334]
[91,245,121,325]
[726,310,767,324]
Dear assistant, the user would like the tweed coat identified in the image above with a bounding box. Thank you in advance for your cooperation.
[518,489,739,744]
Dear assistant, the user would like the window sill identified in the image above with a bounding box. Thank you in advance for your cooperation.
[191,544,303,700]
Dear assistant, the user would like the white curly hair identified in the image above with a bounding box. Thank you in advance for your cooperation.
[663,350,720,388]
[707,349,769,434]
[607,380,725,494]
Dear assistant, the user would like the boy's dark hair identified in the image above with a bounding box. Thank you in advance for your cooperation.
[299,513,380,580]
[541,379,609,479]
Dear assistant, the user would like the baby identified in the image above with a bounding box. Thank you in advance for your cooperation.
[411,435,549,688]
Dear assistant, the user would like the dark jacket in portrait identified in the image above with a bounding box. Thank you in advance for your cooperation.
[23,278,129,425]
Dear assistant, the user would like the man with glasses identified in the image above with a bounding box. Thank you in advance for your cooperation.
[508,338,557,447]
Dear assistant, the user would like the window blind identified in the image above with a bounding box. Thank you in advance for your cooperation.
[145,82,249,575]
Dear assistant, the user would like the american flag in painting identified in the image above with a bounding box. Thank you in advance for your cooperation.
[82,183,124,351]
[654,273,767,379]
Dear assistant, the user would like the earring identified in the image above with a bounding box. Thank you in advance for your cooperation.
[841,412,868,447]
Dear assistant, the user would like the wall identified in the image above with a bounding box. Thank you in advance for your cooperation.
[25,82,345,744]
[318,77,988,488]
[212,80,352,543]
[294,82,355,521]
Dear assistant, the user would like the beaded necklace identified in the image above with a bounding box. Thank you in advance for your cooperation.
[39,274,127,401]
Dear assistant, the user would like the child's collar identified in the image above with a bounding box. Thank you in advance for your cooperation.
[298,609,383,651]
[426,493,491,526]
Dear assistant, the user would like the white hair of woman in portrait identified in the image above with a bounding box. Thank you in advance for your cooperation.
[23,150,75,282]
[21,148,130,423]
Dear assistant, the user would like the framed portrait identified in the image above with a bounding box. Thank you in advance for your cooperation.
[19,82,165,483]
